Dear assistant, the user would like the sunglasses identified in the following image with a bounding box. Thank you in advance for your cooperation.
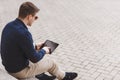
[34,16,38,20]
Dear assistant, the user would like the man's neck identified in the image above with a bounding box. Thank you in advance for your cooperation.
[18,17,28,27]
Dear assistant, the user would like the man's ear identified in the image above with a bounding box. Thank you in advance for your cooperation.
[27,14,33,20]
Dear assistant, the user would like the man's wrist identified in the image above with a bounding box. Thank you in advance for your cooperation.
[35,45,37,50]
[42,47,50,54]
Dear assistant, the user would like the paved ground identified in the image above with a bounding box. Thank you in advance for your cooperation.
[1,0,120,80]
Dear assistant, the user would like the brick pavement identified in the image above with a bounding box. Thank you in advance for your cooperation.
[1,0,120,80]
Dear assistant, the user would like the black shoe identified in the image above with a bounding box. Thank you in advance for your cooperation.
[62,72,78,80]
[35,73,56,80]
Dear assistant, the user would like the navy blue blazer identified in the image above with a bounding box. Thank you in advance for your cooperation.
[1,18,46,73]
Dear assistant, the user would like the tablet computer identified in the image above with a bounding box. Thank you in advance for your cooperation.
[43,40,59,54]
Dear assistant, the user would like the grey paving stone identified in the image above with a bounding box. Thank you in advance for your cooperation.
[1,0,120,80]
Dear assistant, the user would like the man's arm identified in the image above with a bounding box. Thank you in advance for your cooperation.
[18,31,47,63]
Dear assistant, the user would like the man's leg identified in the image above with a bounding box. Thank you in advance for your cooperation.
[10,55,65,80]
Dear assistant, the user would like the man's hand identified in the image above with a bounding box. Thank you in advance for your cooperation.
[35,42,44,50]
[42,47,51,54]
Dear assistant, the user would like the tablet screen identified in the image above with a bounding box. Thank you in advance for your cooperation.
[44,40,59,54]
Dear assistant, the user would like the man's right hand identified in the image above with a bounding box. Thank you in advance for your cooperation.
[42,47,51,54]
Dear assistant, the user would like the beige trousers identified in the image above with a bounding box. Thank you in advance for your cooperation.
[9,55,65,80]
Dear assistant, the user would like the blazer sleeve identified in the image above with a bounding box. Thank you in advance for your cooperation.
[18,31,46,63]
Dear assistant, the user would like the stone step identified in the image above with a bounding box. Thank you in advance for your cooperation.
[0,69,17,80]
[0,56,38,80]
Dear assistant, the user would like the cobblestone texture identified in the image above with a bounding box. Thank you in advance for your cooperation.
[1,0,120,80]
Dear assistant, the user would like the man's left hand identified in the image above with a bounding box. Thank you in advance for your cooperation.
[35,42,44,50]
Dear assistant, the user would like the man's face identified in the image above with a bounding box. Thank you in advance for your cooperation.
[27,13,38,26]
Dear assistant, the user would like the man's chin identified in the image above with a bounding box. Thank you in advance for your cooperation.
[27,24,32,26]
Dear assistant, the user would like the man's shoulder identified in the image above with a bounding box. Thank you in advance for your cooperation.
[3,19,29,36]
[4,20,14,28]
[3,19,19,32]
[2,20,15,34]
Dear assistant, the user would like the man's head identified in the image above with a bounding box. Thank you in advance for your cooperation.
[18,2,39,26]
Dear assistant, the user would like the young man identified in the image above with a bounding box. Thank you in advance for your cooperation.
[0,2,77,80]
